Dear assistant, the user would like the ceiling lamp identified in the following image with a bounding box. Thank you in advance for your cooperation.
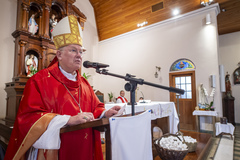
[137,21,148,27]
[172,9,180,16]
[201,0,213,7]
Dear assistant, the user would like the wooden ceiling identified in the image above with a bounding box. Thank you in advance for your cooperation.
[89,0,240,41]
[217,0,240,35]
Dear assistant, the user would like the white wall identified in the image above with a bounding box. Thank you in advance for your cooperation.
[92,6,223,117]
[219,31,240,123]
[0,0,17,118]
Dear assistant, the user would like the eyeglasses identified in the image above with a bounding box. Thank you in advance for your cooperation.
[68,49,86,57]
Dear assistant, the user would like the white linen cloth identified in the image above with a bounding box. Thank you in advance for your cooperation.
[160,102,179,134]
[192,110,218,116]
[215,122,235,136]
[105,101,179,134]
[33,115,70,149]
[109,110,153,160]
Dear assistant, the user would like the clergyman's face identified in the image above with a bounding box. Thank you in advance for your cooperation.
[120,91,125,97]
[57,44,84,74]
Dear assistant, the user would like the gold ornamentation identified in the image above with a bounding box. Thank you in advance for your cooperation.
[84,133,88,139]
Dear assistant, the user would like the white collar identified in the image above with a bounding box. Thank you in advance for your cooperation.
[59,66,77,81]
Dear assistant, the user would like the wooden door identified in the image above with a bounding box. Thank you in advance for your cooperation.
[169,71,196,131]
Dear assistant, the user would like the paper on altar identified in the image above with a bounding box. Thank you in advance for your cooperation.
[112,104,126,117]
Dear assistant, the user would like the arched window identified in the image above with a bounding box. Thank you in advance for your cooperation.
[170,58,195,72]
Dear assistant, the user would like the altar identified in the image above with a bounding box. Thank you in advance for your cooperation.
[105,101,179,134]
[60,101,179,160]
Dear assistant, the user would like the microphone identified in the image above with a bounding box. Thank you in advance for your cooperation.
[83,61,109,69]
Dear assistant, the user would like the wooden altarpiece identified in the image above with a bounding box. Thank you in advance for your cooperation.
[3,0,86,124]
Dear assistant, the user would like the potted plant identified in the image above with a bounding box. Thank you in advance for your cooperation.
[205,101,214,111]
[108,92,113,102]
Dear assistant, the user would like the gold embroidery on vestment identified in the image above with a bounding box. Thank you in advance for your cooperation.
[85,133,88,139]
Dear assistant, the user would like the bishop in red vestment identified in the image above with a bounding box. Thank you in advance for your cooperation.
[4,15,120,160]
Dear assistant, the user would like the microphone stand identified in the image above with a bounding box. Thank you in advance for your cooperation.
[96,68,184,116]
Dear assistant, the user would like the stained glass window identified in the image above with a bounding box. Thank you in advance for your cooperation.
[170,59,195,71]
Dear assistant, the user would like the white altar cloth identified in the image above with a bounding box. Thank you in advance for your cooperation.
[192,110,218,116]
[215,122,235,136]
[105,101,179,134]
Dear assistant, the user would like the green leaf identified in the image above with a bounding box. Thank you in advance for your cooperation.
[209,101,214,107]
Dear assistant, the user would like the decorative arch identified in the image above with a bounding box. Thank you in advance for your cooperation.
[170,58,195,72]
[29,3,43,19]
[25,48,41,59]
[51,2,66,20]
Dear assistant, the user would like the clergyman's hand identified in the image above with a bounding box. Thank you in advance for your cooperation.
[67,112,94,126]
[104,106,121,118]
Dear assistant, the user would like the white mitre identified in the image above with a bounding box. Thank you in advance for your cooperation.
[51,15,84,50]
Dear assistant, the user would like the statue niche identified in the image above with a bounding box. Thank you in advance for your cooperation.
[25,50,39,77]
[28,3,41,36]
[49,2,65,39]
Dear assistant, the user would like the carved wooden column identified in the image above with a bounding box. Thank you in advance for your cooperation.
[43,5,50,38]
[39,13,43,36]
[21,3,29,31]
[40,46,47,70]
[18,40,27,76]
[65,0,69,15]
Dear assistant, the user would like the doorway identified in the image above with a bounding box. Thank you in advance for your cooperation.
[169,71,196,131]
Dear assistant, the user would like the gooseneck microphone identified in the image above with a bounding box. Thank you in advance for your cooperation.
[83,61,109,69]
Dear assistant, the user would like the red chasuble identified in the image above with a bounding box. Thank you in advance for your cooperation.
[117,96,128,103]
[4,61,105,160]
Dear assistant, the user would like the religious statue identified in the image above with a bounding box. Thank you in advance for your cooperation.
[28,14,38,35]
[198,83,208,110]
[225,72,232,97]
[49,14,58,39]
[25,54,38,77]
